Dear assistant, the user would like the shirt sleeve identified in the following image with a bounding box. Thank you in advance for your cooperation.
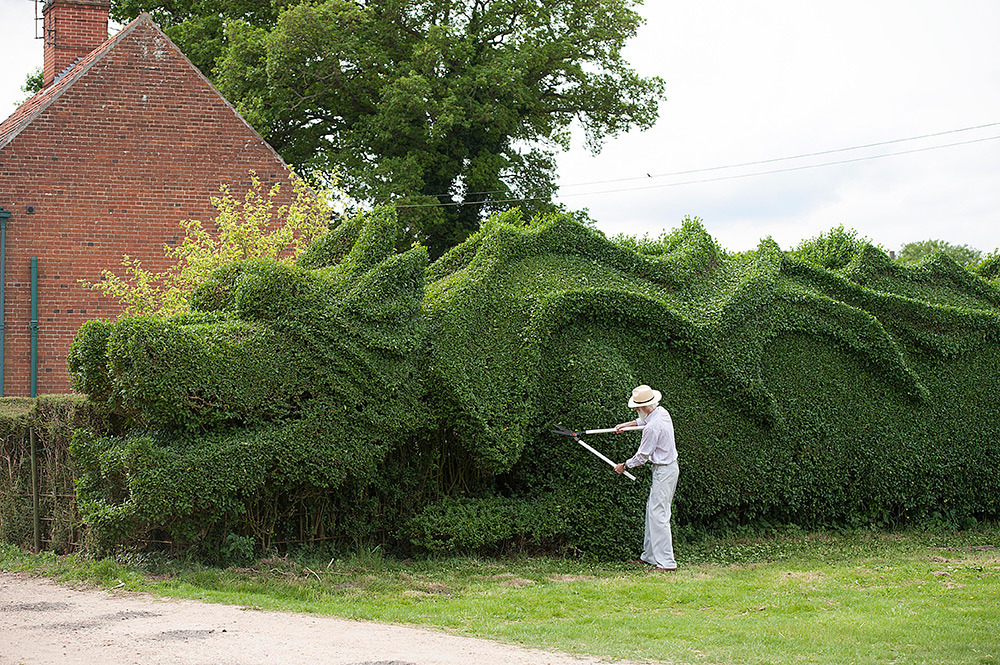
[625,428,657,469]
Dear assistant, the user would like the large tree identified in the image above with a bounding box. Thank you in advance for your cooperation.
[112,0,664,257]
[897,239,982,267]
[110,1,292,75]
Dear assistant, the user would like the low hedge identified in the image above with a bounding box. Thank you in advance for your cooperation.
[408,496,568,555]
[0,396,109,552]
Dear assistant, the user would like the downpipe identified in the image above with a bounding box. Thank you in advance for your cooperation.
[0,207,8,396]
[31,255,38,397]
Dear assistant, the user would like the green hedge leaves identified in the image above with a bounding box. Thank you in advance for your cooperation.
[68,210,1000,557]
[69,208,430,552]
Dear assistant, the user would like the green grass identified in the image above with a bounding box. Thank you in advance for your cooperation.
[3,527,999,665]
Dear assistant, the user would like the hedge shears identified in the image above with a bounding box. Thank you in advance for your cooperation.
[551,424,641,482]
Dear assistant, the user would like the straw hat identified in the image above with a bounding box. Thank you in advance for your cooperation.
[628,384,662,408]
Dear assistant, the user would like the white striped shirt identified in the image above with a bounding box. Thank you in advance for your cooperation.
[624,406,677,468]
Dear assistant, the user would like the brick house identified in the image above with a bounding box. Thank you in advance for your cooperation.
[0,0,296,396]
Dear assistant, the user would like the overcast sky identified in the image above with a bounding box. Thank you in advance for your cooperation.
[2,0,998,253]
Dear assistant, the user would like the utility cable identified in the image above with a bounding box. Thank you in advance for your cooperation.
[384,121,1000,203]
[393,132,1000,209]
[561,121,1000,189]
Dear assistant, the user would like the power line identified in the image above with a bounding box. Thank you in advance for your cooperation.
[394,132,1000,209]
[560,133,1000,198]
[561,121,1000,188]
[386,121,1000,203]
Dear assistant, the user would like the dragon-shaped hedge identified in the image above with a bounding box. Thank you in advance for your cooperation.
[68,209,1000,557]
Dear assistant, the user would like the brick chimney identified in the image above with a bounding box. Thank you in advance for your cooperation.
[42,0,111,88]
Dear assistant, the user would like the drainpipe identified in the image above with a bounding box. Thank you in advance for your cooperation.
[0,206,8,397]
[29,253,41,551]
[31,255,38,397]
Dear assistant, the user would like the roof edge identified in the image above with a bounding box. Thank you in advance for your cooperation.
[149,19,295,177]
[1,12,293,179]
[0,13,151,151]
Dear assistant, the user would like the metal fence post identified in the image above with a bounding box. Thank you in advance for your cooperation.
[30,427,41,553]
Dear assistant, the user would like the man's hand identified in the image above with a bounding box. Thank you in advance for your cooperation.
[614,463,626,474]
[613,421,634,434]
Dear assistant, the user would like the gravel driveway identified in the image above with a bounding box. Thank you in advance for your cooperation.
[0,572,637,665]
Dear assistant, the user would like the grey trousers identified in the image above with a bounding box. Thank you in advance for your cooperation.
[640,461,679,569]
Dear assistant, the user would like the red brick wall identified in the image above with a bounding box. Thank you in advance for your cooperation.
[43,0,112,88]
[0,17,295,396]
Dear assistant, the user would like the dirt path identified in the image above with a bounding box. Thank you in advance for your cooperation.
[0,572,638,665]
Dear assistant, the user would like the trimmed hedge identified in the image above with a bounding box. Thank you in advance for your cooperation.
[67,207,431,553]
[65,208,1000,558]
[408,496,568,555]
[420,213,1000,556]
[0,396,109,552]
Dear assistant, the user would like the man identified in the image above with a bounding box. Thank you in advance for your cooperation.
[614,384,679,571]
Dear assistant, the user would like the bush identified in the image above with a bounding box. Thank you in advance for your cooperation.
[793,225,872,271]
[83,173,330,316]
[0,396,109,553]
[421,213,1000,554]
[974,250,1000,285]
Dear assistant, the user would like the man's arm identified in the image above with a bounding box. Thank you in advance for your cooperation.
[614,419,638,433]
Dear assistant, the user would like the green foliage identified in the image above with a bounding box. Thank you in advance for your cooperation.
[897,239,982,267]
[19,67,43,102]
[973,249,1000,285]
[69,208,430,551]
[612,216,719,260]
[421,213,1000,555]
[0,396,109,552]
[793,225,873,271]
[408,496,567,554]
[65,208,1000,559]
[296,211,366,270]
[109,0,289,76]
[201,0,664,257]
[67,320,115,402]
[84,173,330,316]
[103,311,309,430]
[113,0,663,257]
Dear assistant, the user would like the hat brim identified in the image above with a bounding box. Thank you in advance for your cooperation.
[628,389,662,408]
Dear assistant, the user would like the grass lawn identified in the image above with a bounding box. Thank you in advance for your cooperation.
[2,527,998,665]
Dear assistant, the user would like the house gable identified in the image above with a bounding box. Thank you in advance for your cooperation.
[0,13,296,396]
